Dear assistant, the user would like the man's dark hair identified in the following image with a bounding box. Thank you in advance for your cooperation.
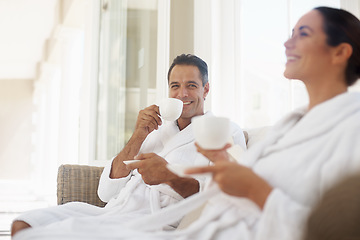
[167,54,208,86]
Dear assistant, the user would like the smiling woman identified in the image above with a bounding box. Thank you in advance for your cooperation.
[227,0,345,128]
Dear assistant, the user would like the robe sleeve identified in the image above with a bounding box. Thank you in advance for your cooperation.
[97,159,132,203]
[230,122,247,150]
[255,121,360,240]
[254,188,310,240]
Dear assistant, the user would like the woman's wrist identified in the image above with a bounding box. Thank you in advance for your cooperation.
[248,178,273,209]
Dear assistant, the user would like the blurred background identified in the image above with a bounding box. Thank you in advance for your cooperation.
[0,0,359,238]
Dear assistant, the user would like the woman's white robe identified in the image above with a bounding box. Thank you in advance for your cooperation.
[14,92,360,240]
[13,113,246,237]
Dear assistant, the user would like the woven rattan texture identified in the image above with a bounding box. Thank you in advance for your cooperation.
[57,164,106,207]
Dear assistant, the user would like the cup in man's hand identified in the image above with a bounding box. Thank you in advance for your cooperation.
[159,98,183,121]
[192,115,231,149]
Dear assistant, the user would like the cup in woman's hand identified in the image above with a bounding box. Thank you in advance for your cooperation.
[192,115,231,149]
[159,98,183,121]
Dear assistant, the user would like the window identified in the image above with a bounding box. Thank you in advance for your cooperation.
[239,0,341,128]
[195,0,342,129]
[95,0,167,163]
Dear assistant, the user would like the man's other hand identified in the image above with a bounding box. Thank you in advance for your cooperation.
[126,153,177,185]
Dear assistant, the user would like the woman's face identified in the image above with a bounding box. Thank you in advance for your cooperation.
[284,10,334,81]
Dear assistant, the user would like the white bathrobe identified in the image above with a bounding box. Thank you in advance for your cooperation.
[13,112,246,238]
[117,91,360,240]
[14,92,360,240]
[95,112,246,219]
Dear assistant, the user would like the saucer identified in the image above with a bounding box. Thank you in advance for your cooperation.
[123,160,141,165]
[167,164,212,178]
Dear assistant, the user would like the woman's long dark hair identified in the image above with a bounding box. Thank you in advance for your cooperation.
[315,7,360,86]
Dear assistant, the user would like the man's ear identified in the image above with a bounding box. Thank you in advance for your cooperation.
[332,42,353,65]
[203,82,210,98]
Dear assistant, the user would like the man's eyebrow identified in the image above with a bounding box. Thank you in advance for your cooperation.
[187,81,200,85]
[169,81,200,86]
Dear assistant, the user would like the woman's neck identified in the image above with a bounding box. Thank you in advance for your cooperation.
[306,81,348,110]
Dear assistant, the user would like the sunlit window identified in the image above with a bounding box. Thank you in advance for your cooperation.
[96,0,159,162]
[238,0,340,128]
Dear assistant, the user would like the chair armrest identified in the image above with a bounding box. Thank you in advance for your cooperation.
[57,164,106,207]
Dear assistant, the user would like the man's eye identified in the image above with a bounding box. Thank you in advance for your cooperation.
[188,84,197,88]
[170,85,179,88]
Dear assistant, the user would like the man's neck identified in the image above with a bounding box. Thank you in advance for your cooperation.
[176,118,191,131]
[177,112,207,131]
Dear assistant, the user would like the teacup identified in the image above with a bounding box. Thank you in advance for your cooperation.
[192,115,230,149]
[159,98,183,121]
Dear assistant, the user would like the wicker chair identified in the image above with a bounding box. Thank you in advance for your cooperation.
[57,164,106,207]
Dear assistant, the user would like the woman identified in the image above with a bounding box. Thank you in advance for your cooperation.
[12,6,360,240]
[185,6,360,239]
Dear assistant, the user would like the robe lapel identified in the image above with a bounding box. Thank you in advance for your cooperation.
[256,92,360,160]
[159,122,194,157]
[158,112,214,158]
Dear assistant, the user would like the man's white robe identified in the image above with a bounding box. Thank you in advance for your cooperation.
[13,113,246,238]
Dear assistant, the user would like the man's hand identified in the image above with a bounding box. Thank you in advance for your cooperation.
[126,153,177,185]
[134,105,162,138]
[110,105,162,179]
[126,153,200,198]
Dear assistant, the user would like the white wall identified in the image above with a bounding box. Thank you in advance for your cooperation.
[0,0,59,79]
[0,0,60,181]
[0,80,34,179]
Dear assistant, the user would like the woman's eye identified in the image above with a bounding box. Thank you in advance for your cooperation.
[300,32,308,37]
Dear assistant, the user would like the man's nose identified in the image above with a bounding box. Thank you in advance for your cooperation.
[177,86,189,98]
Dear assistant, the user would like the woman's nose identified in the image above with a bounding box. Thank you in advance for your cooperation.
[284,36,295,49]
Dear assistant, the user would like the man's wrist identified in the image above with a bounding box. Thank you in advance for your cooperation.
[131,129,149,143]
[109,157,131,179]
[167,177,200,198]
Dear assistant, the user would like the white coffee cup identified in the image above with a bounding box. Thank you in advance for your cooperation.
[192,115,231,149]
[159,98,183,121]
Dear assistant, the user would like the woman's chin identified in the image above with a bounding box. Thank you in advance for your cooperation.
[283,70,296,80]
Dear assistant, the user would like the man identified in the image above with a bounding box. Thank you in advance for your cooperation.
[11,54,246,237]
[97,53,246,222]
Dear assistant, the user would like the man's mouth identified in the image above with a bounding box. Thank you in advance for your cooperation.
[183,101,192,105]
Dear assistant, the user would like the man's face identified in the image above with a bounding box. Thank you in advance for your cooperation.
[168,65,209,120]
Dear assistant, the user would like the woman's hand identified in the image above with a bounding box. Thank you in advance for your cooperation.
[195,142,232,163]
[185,161,273,209]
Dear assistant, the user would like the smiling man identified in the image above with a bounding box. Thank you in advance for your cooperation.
[167,56,209,130]
[11,54,246,237]
[102,54,213,200]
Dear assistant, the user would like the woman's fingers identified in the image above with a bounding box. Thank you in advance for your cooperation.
[184,166,216,175]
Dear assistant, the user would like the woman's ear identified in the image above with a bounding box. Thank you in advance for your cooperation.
[332,42,353,65]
